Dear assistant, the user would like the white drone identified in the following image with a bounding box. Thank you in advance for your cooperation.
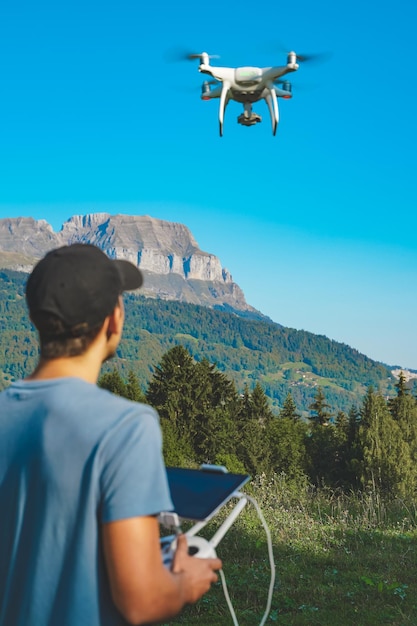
[187,50,317,136]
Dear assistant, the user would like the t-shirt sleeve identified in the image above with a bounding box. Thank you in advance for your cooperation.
[98,404,173,523]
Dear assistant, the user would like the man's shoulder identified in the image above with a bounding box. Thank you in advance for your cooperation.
[66,378,159,421]
[49,379,161,452]
[1,377,159,430]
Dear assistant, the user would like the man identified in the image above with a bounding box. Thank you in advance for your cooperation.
[0,244,221,626]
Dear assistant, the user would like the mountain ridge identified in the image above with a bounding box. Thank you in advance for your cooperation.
[0,269,405,413]
[0,213,410,382]
[0,213,268,321]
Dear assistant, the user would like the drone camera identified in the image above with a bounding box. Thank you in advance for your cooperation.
[237,112,262,127]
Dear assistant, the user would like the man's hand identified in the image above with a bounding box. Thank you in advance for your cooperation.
[103,516,222,625]
[172,534,222,603]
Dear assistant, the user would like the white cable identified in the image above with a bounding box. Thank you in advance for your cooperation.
[245,494,276,626]
[219,569,240,626]
[218,494,276,626]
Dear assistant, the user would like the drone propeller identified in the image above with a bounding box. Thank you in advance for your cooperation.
[164,47,220,62]
[292,51,331,63]
[273,42,331,65]
[186,52,220,61]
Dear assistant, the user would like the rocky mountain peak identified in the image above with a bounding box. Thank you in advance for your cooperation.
[0,213,263,318]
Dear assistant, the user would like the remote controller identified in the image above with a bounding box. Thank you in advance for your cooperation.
[185,535,217,559]
[160,534,217,568]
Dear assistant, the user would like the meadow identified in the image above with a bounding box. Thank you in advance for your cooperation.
[163,474,417,626]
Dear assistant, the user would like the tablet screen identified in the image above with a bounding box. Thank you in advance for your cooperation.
[166,467,250,521]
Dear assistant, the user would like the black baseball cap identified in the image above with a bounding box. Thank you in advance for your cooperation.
[26,244,143,333]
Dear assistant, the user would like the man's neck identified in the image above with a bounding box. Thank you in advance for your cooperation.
[27,354,102,385]
[27,317,119,385]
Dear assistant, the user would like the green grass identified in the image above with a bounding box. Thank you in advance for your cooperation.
[163,475,417,625]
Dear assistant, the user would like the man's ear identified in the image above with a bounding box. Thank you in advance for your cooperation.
[106,301,124,339]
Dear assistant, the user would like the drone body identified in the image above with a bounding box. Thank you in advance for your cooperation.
[191,51,301,136]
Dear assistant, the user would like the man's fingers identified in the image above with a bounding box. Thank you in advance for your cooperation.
[210,557,222,571]
[175,533,188,551]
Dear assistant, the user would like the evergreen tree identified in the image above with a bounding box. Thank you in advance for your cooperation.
[146,345,196,439]
[125,370,146,403]
[347,405,361,444]
[388,372,417,474]
[160,419,194,468]
[389,371,415,425]
[358,387,415,496]
[267,416,307,482]
[146,346,240,468]
[331,409,362,488]
[250,382,274,425]
[309,386,332,426]
[239,385,252,419]
[394,371,409,398]
[235,384,271,475]
[98,368,127,397]
[192,406,236,464]
[306,388,345,486]
[343,405,363,487]
[279,392,301,421]
[305,423,341,487]
[190,359,239,464]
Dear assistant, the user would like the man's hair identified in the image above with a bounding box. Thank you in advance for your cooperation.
[31,311,104,359]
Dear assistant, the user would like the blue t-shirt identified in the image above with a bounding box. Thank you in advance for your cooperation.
[0,377,173,626]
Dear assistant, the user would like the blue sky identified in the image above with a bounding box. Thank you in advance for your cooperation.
[1,0,416,369]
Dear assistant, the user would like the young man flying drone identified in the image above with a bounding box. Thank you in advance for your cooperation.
[0,243,221,626]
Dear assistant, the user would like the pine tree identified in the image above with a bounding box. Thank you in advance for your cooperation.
[279,392,301,421]
[389,371,415,425]
[388,372,417,477]
[146,346,240,468]
[309,386,332,426]
[267,416,307,482]
[332,409,362,488]
[304,387,347,486]
[235,384,271,475]
[394,371,409,398]
[146,346,199,465]
[358,387,415,496]
[146,345,196,438]
[98,368,127,397]
[125,370,146,403]
[190,359,239,464]
[343,405,363,487]
[305,422,341,487]
[160,419,194,468]
[250,382,274,425]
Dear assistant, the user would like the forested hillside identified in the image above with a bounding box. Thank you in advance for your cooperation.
[98,351,417,498]
[0,269,405,414]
